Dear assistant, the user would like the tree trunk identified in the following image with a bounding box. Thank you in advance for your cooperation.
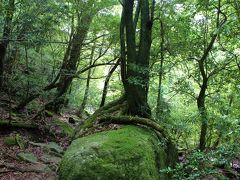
[197,79,208,151]
[197,0,224,151]
[45,14,93,112]
[121,0,154,118]
[100,59,120,107]
[77,44,95,116]
[156,20,165,120]
[0,0,15,89]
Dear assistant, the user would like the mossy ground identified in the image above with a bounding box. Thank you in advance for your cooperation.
[4,136,17,146]
[59,125,172,180]
[52,119,74,137]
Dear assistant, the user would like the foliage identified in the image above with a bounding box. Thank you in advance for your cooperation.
[162,144,240,179]
[0,0,239,178]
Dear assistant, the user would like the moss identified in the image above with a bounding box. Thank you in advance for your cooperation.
[59,126,174,180]
[0,120,37,129]
[4,136,17,146]
[17,152,38,163]
[73,96,126,138]
[52,119,74,137]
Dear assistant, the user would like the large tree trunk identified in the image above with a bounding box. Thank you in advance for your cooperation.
[0,0,15,89]
[121,0,154,118]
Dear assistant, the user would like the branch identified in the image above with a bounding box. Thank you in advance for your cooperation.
[134,0,141,31]
[75,57,120,76]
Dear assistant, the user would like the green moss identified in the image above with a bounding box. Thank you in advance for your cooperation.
[52,119,74,137]
[4,136,17,146]
[59,126,174,180]
[73,96,126,139]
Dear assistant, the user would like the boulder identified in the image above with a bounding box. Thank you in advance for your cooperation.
[59,125,177,180]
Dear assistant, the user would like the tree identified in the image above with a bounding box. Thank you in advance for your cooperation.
[196,0,227,151]
[120,0,155,118]
[156,15,165,120]
[45,1,95,112]
[0,0,15,89]
[45,0,117,112]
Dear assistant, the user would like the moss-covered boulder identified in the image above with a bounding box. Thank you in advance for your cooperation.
[59,125,177,180]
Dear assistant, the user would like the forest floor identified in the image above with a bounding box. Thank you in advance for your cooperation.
[0,94,74,180]
[0,94,239,179]
[0,128,59,179]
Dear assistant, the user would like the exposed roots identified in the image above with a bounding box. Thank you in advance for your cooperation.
[73,95,170,141]
[98,115,167,138]
[72,96,178,167]
[73,96,127,138]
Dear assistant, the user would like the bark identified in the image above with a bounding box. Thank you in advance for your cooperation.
[133,0,141,31]
[100,59,120,107]
[120,7,127,89]
[0,0,15,88]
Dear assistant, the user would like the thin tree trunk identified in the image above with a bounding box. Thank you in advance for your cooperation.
[24,45,30,98]
[77,44,95,116]
[0,0,15,89]
[198,81,208,151]
[198,0,223,151]
[100,58,120,107]
[156,20,164,120]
